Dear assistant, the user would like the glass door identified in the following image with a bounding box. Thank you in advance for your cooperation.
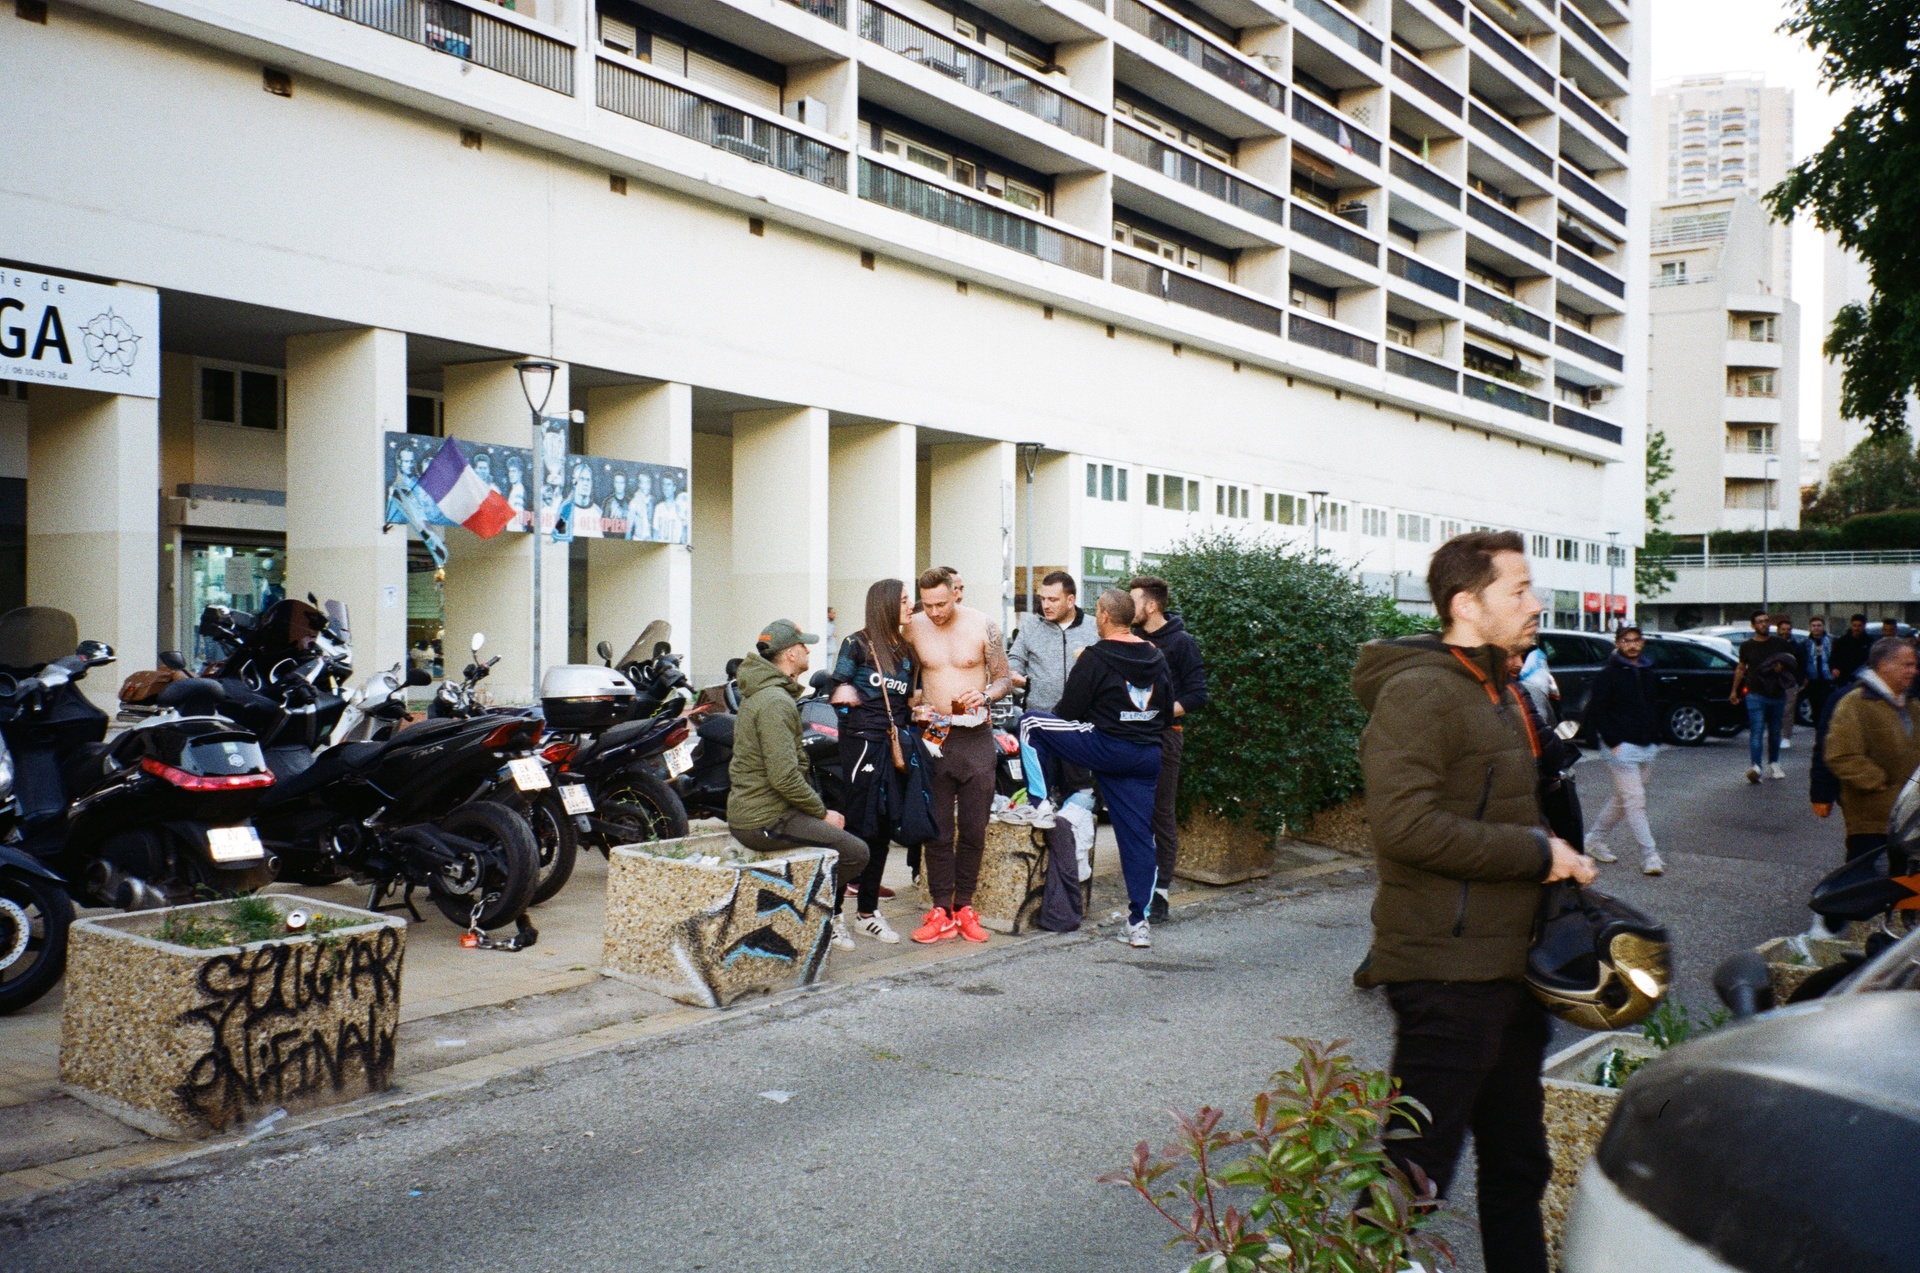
[180,540,285,669]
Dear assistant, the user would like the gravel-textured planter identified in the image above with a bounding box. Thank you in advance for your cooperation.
[1540,1031,1659,1271]
[1756,933,1861,1002]
[916,821,1049,934]
[603,830,836,1008]
[1290,798,1372,855]
[1173,811,1275,885]
[60,896,405,1138]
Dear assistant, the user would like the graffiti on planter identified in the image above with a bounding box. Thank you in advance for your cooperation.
[670,858,834,1007]
[175,926,403,1130]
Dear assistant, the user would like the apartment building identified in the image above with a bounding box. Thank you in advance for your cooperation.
[2,0,1648,696]
[1652,73,1792,296]
[1647,192,1799,536]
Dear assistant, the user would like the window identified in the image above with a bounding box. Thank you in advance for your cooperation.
[1318,500,1349,532]
[197,360,282,431]
[1659,260,1687,285]
[1556,304,1593,333]
[1439,519,1462,541]
[1555,537,1578,562]
[876,124,1051,215]
[1085,463,1129,501]
[1361,508,1390,538]
[1736,314,1778,342]
[1385,313,1416,349]
[1114,218,1234,281]
[1607,545,1628,567]
[1729,370,1777,398]
[1264,492,1309,526]
[1291,169,1340,213]
[1146,473,1199,511]
[1217,484,1250,518]
[1529,533,1550,558]
[1466,260,1517,298]
[1396,513,1431,543]
[1729,426,1776,454]
[1115,95,1235,164]
[1586,542,1601,564]
[1289,274,1338,319]
[1467,173,1519,211]
[405,393,443,437]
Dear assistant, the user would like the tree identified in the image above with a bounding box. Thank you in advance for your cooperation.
[1637,429,1677,600]
[1767,0,1920,439]
[1803,433,1920,523]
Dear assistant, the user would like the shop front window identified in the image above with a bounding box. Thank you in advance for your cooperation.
[182,542,284,668]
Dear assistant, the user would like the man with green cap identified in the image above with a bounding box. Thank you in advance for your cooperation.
[727,618,871,950]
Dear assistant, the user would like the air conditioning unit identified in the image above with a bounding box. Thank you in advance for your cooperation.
[1586,386,1613,407]
[784,96,827,130]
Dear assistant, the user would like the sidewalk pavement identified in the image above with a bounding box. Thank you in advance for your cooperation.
[0,827,1362,1211]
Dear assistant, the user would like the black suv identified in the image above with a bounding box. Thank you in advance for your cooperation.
[1537,630,1744,744]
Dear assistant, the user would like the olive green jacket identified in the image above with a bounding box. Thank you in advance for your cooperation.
[726,653,827,828]
[1352,636,1552,985]
[1823,678,1920,837]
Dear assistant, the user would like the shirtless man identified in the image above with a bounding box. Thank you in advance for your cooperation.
[905,566,1012,944]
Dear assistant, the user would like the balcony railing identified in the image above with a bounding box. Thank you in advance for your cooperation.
[1386,346,1458,390]
[1113,252,1287,337]
[1291,203,1380,265]
[1561,4,1628,78]
[1555,324,1624,370]
[1292,93,1380,164]
[1113,123,1285,223]
[294,0,574,92]
[785,0,843,23]
[1424,0,1463,20]
[1554,403,1622,443]
[859,2,1103,142]
[859,158,1104,274]
[1467,102,1550,175]
[1468,12,1553,96]
[1558,164,1625,226]
[1467,194,1552,257]
[1294,0,1382,62]
[598,59,846,186]
[1464,372,1549,420]
[1113,0,1287,112]
[1465,284,1549,338]
[1390,49,1461,114]
[1289,311,1378,364]
[1670,549,1920,569]
[1725,438,1778,455]
[1389,148,1461,207]
[1388,249,1459,300]
[1556,243,1625,296]
[1559,82,1628,151]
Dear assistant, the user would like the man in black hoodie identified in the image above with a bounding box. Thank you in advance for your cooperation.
[1129,575,1209,920]
[1018,588,1174,948]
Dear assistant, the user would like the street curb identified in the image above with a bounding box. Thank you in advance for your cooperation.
[0,853,1371,1219]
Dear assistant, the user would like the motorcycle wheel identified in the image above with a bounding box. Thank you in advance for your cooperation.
[0,871,73,1015]
[429,801,539,930]
[524,791,580,907]
[596,768,690,851]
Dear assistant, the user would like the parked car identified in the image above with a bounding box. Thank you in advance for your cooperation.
[1536,629,1744,744]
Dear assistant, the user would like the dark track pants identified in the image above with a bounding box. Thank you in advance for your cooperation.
[1152,724,1184,885]
[1019,711,1161,923]
[729,812,870,916]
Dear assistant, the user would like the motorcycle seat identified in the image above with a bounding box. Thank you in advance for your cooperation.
[257,740,386,804]
[697,714,734,747]
[61,741,114,796]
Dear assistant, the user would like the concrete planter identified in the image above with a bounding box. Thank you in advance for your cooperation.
[602,830,837,1008]
[917,821,1050,934]
[1540,1031,1660,1271]
[1756,933,1861,1003]
[60,896,405,1138]
[1173,811,1275,885]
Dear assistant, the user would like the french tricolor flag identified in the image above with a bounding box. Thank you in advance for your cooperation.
[418,439,516,539]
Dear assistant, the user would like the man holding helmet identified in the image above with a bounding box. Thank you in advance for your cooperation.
[1352,531,1597,1273]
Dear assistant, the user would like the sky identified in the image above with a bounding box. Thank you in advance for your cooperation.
[1647,0,1849,453]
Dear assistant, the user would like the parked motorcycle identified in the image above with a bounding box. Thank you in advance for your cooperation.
[538,653,690,861]
[0,729,71,1015]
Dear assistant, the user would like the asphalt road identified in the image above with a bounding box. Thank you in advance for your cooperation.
[0,737,1838,1273]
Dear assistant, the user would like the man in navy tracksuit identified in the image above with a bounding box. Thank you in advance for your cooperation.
[1018,588,1174,948]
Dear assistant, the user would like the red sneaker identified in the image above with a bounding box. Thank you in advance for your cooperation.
[953,905,990,943]
[911,907,958,944]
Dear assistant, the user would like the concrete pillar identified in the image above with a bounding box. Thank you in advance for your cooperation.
[828,423,917,639]
[1013,450,1077,619]
[25,387,159,707]
[927,440,1016,631]
[731,407,828,660]
[441,358,570,703]
[689,432,733,685]
[584,381,693,660]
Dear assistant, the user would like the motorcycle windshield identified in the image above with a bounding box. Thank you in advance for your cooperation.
[616,620,673,670]
[1890,768,1920,854]
[325,599,351,643]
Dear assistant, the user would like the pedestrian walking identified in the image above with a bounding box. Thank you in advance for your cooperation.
[725,620,870,950]
[823,606,839,664]
[1819,636,1920,864]
[1832,613,1873,685]
[1731,610,1797,783]
[1801,616,1837,731]
[1776,615,1807,748]
[1581,625,1665,876]
[1128,574,1209,921]
[1352,530,1596,1273]
[1018,588,1173,948]
[827,580,918,945]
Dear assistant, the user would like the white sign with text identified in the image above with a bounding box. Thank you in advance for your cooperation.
[0,269,158,398]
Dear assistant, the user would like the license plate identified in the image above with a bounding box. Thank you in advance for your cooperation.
[666,740,696,778]
[509,757,551,791]
[559,783,594,815]
[1007,758,1023,781]
[207,825,264,863]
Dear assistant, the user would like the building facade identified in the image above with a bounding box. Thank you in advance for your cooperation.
[1651,73,1791,297]
[1648,192,1799,537]
[3,0,1648,699]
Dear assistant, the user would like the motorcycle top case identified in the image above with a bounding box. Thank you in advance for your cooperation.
[540,664,636,733]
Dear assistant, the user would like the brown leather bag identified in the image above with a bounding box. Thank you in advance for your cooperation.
[875,643,908,772]
[119,667,185,704]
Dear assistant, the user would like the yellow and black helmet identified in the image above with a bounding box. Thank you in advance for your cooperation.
[1527,884,1671,1032]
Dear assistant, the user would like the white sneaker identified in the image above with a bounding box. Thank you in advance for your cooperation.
[1769,763,1786,780]
[1746,766,1762,784]
[1780,738,1793,750]
[997,803,1033,825]
[854,913,899,944]
[830,916,855,950]
[1585,840,1618,864]
[1118,919,1151,948]
[1028,799,1057,829]
[1642,852,1665,876]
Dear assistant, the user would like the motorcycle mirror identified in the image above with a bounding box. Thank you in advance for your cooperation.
[406,666,434,687]
[158,650,188,672]
[1712,949,1775,1020]
[76,640,116,667]
[596,640,614,665]
[653,641,671,660]
[471,632,486,654]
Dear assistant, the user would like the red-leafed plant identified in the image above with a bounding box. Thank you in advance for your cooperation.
[1100,1037,1452,1273]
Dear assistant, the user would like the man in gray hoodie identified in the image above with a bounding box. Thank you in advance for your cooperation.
[1008,571,1098,712]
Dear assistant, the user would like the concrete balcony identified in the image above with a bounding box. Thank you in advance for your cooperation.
[1110,124,1288,247]
[1722,449,1780,481]
[1725,394,1783,425]
[1110,0,1289,139]
[1725,338,1783,369]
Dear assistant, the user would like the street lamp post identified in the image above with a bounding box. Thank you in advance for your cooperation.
[513,358,558,704]
[1308,489,1328,554]
[1016,443,1044,624]
[1606,530,1619,630]
[1762,454,1777,616]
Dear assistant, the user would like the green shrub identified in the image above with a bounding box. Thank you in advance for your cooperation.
[1155,534,1410,837]
[1834,508,1920,549]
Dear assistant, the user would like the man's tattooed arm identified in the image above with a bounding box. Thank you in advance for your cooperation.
[984,622,1013,703]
